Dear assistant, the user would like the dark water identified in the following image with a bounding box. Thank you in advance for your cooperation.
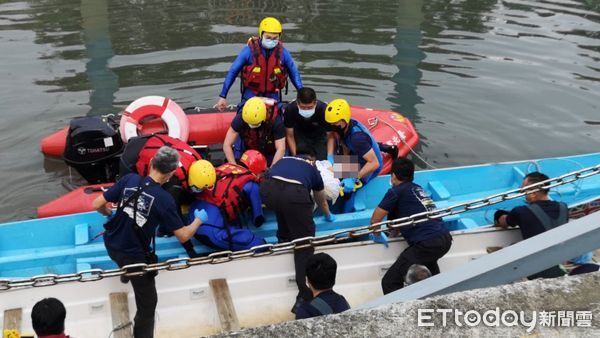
[0,0,599,222]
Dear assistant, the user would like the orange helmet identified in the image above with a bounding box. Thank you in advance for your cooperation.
[240,150,267,175]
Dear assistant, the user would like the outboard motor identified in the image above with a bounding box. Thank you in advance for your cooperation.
[63,116,124,183]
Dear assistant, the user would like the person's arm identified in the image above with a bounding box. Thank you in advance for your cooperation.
[326,132,337,163]
[282,48,303,90]
[223,127,239,164]
[286,128,297,155]
[271,137,286,166]
[494,210,510,228]
[370,207,389,225]
[173,218,202,243]
[217,46,251,111]
[92,194,112,216]
[358,149,380,180]
[314,189,331,218]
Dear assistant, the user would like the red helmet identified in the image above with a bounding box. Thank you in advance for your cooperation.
[240,150,267,175]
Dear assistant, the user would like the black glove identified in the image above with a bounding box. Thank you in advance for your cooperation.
[254,215,265,227]
[494,210,509,224]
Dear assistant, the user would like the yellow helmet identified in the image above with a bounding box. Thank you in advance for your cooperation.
[188,160,216,192]
[325,98,351,124]
[242,97,267,126]
[259,17,282,38]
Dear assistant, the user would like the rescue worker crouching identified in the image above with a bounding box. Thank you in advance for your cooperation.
[215,16,302,110]
[184,150,269,256]
[223,96,286,167]
[259,147,336,312]
[284,87,332,161]
[325,98,383,213]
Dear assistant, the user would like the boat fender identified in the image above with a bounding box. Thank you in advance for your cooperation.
[119,96,190,143]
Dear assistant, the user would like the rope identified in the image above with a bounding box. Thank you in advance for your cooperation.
[366,116,437,169]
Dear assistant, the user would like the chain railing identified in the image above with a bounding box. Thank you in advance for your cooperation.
[1,164,599,292]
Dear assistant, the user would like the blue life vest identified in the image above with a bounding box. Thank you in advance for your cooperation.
[342,119,383,183]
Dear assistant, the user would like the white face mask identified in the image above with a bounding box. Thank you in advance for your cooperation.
[261,38,278,49]
[298,108,316,119]
[248,123,261,129]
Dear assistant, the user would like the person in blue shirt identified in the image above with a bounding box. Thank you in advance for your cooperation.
[223,96,286,166]
[215,17,302,111]
[186,150,268,254]
[370,157,452,294]
[324,98,383,212]
[260,148,335,311]
[295,253,350,319]
[494,172,569,280]
[92,146,208,338]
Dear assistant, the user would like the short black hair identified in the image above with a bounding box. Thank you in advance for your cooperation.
[524,171,550,194]
[31,298,66,336]
[297,87,316,104]
[295,146,316,160]
[306,253,337,290]
[391,157,414,182]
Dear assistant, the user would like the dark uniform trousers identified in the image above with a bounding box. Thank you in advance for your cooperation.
[108,249,157,338]
[260,178,315,301]
[381,232,452,295]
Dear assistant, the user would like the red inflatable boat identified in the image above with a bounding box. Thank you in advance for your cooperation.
[38,97,419,218]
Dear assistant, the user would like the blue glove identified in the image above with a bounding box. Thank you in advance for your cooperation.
[325,213,336,222]
[194,209,209,223]
[327,154,335,165]
[341,178,356,194]
[369,232,389,248]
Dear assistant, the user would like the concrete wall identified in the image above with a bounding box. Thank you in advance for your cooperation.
[217,272,600,337]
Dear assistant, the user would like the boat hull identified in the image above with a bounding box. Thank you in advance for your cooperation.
[0,227,521,337]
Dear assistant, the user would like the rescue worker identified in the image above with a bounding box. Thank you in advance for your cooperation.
[494,172,569,280]
[119,133,202,208]
[284,87,331,160]
[185,150,268,255]
[222,96,286,166]
[92,146,208,338]
[325,98,383,212]
[371,157,452,294]
[215,17,302,111]
[259,148,336,312]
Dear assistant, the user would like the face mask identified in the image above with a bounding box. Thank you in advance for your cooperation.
[298,108,315,119]
[261,38,278,49]
[248,123,261,129]
[190,186,203,194]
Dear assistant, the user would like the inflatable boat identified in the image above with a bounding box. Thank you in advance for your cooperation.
[38,96,420,217]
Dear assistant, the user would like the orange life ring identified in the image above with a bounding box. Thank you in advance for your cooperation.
[119,96,190,143]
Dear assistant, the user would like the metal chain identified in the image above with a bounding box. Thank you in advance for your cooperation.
[1,164,599,292]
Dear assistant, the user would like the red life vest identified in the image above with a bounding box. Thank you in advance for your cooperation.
[242,37,287,95]
[198,163,258,223]
[135,134,202,189]
[240,98,280,156]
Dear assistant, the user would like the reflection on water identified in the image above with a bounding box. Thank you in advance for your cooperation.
[81,0,118,116]
[0,0,599,221]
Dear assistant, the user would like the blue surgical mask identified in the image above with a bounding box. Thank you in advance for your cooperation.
[298,108,315,119]
[261,38,278,50]
[190,186,203,194]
